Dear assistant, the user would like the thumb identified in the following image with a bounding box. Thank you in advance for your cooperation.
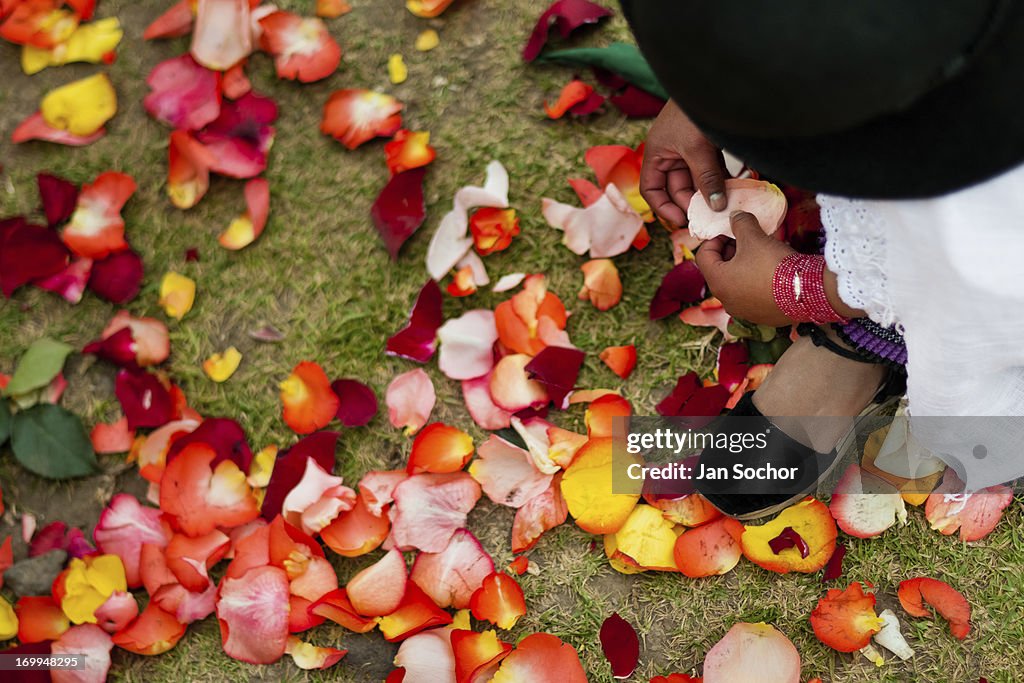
[730,211,768,244]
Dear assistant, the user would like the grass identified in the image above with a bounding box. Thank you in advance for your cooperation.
[1,1,1023,681]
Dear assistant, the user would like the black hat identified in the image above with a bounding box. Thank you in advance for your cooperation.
[622,0,1024,198]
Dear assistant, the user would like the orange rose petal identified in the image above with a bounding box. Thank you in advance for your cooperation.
[143,0,193,40]
[316,0,351,17]
[384,129,436,176]
[507,556,529,575]
[406,422,474,474]
[673,516,744,578]
[279,361,340,434]
[470,572,526,630]
[470,207,520,256]
[285,634,347,669]
[810,581,884,652]
[578,259,622,311]
[61,171,135,259]
[406,0,455,17]
[111,602,186,655]
[740,498,837,574]
[159,443,260,537]
[547,426,587,469]
[561,437,640,534]
[309,589,377,633]
[446,265,478,297]
[489,354,549,412]
[165,530,230,592]
[585,394,632,438]
[167,130,215,209]
[219,178,270,250]
[898,577,971,640]
[491,633,587,683]
[377,581,453,642]
[544,80,594,119]
[321,89,403,150]
[452,629,513,683]
[221,61,252,99]
[16,596,70,643]
[258,11,341,82]
[346,549,408,617]
[90,416,135,454]
[599,345,636,379]
[650,675,702,683]
[320,493,389,557]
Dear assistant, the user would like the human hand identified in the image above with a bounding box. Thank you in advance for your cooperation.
[695,211,796,326]
[640,100,729,227]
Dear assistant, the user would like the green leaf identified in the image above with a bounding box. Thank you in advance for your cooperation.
[0,401,10,447]
[10,404,98,480]
[537,42,669,100]
[4,338,74,397]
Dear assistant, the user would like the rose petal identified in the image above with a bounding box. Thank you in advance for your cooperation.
[605,504,678,573]
[330,378,378,427]
[386,368,436,435]
[525,346,584,409]
[470,572,526,630]
[578,259,622,311]
[385,129,436,176]
[452,629,513,683]
[218,178,270,250]
[387,280,444,362]
[260,431,339,520]
[490,354,549,412]
[898,577,971,640]
[111,602,186,655]
[11,111,106,145]
[16,596,70,643]
[650,261,706,320]
[436,309,498,380]
[407,423,474,474]
[924,469,1013,542]
[321,89,402,149]
[258,11,340,82]
[393,628,456,682]
[195,92,277,179]
[320,492,390,557]
[377,581,453,642]
[37,172,79,226]
[512,474,568,553]
[309,588,376,633]
[688,179,787,241]
[51,624,113,683]
[462,373,514,431]
[702,622,800,683]
[544,79,594,119]
[541,185,643,257]
[191,0,252,71]
[88,249,143,303]
[561,437,640,534]
[599,613,640,678]
[217,565,289,663]
[285,635,347,670]
[279,361,339,434]
[371,167,428,259]
[0,219,69,297]
[145,54,221,130]
[609,86,666,118]
[491,633,587,682]
[829,464,908,539]
[599,345,636,379]
[160,443,260,536]
[469,434,552,508]
[810,582,884,652]
[346,548,408,616]
[741,498,837,574]
[389,472,481,553]
[673,516,744,578]
[115,369,174,430]
[144,0,194,39]
[522,0,613,61]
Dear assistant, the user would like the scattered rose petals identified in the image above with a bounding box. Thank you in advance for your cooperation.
[741,498,837,574]
[650,261,706,320]
[35,257,92,304]
[542,184,643,257]
[389,472,481,552]
[285,635,347,670]
[410,528,494,609]
[470,435,553,508]
[470,207,520,256]
[822,543,846,583]
[144,54,221,130]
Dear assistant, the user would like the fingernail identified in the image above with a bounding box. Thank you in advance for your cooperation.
[709,192,726,211]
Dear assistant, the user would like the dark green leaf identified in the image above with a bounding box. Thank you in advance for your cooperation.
[494,427,528,451]
[10,404,98,480]
[4,338,74,397]
[0,400,10,447]
[537,43,668,100]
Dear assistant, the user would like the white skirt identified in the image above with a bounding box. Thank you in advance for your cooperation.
[819,163,1024,488]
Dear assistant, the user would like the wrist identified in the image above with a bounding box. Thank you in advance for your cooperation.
[772,253,851,324]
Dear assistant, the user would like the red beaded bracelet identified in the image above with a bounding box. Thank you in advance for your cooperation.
[772,253,850,324]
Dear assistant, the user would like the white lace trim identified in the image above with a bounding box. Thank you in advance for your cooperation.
[818,194,900,329]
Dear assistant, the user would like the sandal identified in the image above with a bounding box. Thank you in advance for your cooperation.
[694,326,905,521]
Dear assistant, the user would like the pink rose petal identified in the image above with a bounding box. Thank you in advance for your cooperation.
[94,494,172,589]
[34,257,92,304]
[389,472,481,552]
[470,435,552,508]
[410,528,494,609]
[437,310,498,380]
[144,54,222,130]
[462,373,513,430]
[260,431,339,520]
[386,368,435,435]
[51,624,113,683]
[542,184,643,258]
[217,565,290,664]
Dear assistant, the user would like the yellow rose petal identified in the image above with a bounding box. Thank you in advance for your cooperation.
[388,53,407,84]
[40,73,117,136]
[22,18,124,75]
[247,444,279,488]
[203,346,243,382]
[415,29,439,52]
[0,598,18,641]
[451,609,472,631]
[158,272,196,320]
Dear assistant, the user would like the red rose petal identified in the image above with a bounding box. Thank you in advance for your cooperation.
[260,431,339,520]
[371,167,428,260]
[599,613,640,678]
[609,86,666,118]
[522,0,614,62]
[165,417,253,473]
[822,542,846,583]
[196,92,277,179]
[525,345,585,409]
[386,279,444,362]
[768,526,810,558]
[88,249,144,303]
[0,218,68,297]
[649,261,706,320]
[34,257,92,304]
[115,369,174,430]
[37,173,79,227]
[330,378,378,427]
